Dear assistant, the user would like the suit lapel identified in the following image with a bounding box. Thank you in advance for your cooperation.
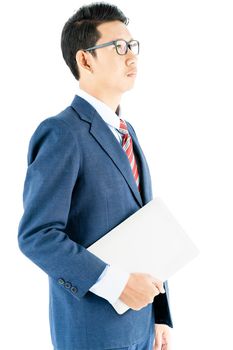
[71,95,143,208]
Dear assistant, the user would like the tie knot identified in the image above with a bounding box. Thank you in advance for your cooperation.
[119,118,129,135]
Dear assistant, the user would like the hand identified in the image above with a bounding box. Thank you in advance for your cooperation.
[119,273,165,310]
[153,324,171,350]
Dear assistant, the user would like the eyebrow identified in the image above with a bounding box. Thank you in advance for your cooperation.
[114,37,134,42]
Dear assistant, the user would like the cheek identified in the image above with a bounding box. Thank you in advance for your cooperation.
[96,54,125,81]
[99,65,123,81]
[103,52,124,70]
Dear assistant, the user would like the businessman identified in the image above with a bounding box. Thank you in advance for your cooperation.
[18,3,173,350]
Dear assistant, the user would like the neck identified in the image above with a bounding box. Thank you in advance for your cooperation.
[79,82,121,113]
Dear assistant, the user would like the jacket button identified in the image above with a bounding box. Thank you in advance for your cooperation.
[71,286,78,294]
[58,278,65,285]
[65,281,72,289]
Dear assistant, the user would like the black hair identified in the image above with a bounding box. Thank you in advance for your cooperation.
[61,2,129,81]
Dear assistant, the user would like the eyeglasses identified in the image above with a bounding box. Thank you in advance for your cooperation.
[84,39,140,56]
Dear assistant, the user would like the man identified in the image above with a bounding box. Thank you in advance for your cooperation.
[18,3,173,350]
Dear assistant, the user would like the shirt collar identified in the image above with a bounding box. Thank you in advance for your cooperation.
[76,87,122,130]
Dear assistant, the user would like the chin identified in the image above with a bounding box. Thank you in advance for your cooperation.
[123,83,135,92]
[122,81,136,92]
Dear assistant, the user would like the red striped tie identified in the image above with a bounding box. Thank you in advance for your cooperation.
[119,118,140,192]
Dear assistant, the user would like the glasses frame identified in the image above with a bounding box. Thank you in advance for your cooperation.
[83,39,140,56]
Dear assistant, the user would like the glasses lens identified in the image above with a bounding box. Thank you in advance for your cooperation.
[129,40,139,55]
[115,40,139,55]
[116,40,127,55]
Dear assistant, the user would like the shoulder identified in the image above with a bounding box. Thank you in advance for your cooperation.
[29,106,80,145]
[34,106,77,134]
[27,108,80,165]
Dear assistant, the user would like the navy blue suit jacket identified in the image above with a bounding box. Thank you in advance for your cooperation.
[18,95,173,350]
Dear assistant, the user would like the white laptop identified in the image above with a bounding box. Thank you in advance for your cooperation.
[87,197,199,313]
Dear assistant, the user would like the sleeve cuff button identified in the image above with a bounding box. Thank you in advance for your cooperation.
[71,286,78,294]
[64,282,72,289]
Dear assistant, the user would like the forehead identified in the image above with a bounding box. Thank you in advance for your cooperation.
[96,20,133,42]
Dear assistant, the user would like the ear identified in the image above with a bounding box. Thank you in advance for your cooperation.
[76,50,93,74]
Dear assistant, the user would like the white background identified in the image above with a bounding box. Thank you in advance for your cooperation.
[0,0,232,349]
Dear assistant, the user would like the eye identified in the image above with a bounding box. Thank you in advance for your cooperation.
[115,40,127,54]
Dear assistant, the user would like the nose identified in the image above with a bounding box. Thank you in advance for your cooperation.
[125,49,138,65]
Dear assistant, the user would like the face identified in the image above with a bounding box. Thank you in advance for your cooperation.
[79,20,138,95]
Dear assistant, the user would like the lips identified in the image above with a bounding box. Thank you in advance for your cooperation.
[127,70,137,76]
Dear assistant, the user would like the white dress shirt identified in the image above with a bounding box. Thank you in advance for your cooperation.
[76,87,131,309]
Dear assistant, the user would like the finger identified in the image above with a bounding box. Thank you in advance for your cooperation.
[162,332,170,347]
[151,283,160,294]
[162,339,170,350]
[158,282,165,293]
[154,344,162,350]
[163,342,171,350]
[154,335,162,350]
[152,281,165,294]
[151,278,165,293]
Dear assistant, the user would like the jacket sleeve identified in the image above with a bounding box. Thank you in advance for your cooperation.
[153,280,174,327]
[18,117,107,300]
